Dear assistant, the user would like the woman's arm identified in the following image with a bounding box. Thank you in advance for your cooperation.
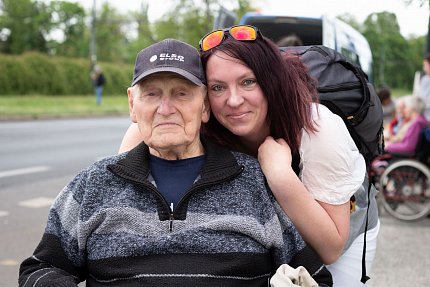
[258,137,350,264]
[119,123,142,153]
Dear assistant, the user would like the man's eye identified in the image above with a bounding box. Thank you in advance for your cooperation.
[176,91,188,97]
[143,91,157,97]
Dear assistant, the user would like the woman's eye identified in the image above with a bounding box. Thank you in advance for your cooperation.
[243,79,256,86]
[211,84,223,92]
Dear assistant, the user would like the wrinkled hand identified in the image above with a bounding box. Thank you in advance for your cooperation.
[257,136,294,180]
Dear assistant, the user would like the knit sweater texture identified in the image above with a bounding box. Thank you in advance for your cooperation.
[19,139,331,287]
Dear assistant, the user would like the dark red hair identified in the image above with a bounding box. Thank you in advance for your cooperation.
[200,34,319,154]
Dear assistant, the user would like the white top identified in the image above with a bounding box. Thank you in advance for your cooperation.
[418,74,430,121]
[299,104,366,204]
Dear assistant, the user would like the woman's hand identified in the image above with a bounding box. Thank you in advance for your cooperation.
[258,136,294,180]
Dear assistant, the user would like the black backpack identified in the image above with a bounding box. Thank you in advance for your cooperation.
[281,45,383,284]
[280,45,384,167]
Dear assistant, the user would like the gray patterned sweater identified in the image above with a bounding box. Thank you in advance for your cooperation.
[19,139,332,287]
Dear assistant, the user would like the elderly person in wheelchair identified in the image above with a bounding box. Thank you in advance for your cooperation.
[384,95,428,155]
[371,95,430,221]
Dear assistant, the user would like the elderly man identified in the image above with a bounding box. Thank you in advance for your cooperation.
[19,39,331,286]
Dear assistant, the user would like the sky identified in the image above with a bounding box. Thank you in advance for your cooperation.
[71,0,429,38]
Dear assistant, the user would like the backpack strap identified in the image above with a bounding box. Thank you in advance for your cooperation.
[292,151,371,283]
[360,177,372,284]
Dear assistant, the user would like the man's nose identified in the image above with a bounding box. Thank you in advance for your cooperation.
[157,96,175,115]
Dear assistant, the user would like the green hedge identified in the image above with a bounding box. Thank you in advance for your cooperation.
[0,52,134,96]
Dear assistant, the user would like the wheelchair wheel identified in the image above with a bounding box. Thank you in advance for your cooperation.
[379,159,430,221]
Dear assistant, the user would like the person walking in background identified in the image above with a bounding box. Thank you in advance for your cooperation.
[417,53,430,120]
[91,65,106,106]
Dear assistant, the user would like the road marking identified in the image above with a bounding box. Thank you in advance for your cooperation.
[0,210,10,217]
[0,166,51,179]
[18,197,54,208]
[0,259,18,266]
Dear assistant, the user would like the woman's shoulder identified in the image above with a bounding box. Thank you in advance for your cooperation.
[308,103,347,135]
[301,104,366,203]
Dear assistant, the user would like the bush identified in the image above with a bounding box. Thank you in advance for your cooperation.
[57,57,93,95]
[0,52,134,96]
[0,54,31,94]
[102,62,133,96]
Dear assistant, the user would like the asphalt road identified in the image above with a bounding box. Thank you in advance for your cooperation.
[0,117,429,286]
[0,116,131,286]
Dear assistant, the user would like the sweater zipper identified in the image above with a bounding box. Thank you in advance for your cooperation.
[133,166,244,232]
[174,166,245,214]
[169,213,174,232]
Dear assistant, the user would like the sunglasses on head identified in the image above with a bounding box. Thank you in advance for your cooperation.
[199,25,261,52]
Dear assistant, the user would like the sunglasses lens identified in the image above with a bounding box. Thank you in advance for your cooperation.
[230,26,257,41]
[201,30,224,51]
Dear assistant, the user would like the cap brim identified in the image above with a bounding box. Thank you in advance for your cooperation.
[132,67,205,87]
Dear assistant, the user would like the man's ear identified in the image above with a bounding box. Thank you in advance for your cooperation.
[201,92,211,123]
[127,87,137,123]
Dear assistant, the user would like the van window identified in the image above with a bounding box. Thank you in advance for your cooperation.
[240,15,323,46]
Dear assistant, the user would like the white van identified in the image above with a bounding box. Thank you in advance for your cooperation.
[213,10,373,80]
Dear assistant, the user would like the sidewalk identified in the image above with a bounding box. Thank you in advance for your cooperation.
[367,209,430,286]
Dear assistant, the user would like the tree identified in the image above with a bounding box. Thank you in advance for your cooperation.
[126,1,156,61]
[234,0,255,21]
[0,0,51,54]
[47,1,88,58]
[152,0,214,47]
[95,3,128,62]
[151,0,255,48]
[363,12,414,88]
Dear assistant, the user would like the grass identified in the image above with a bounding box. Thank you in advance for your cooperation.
[0,88,413,121]
[391,88,413,98]
[0,95,129,120]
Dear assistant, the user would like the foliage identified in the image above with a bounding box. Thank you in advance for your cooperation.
[0,0,51,54]
[362,12,423,89]
[0,95,129,120]
[0,52,133,95]
[151,0,256,49]
[48,1,88,58]
[0,54,29,94]
[0,0,427,95]
[125,2,155,63]
[152,0,215,48]
[95,3,129,63]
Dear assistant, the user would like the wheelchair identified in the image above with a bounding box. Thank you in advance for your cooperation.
[371,127,430,221]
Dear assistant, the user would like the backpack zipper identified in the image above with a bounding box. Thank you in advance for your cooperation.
[318,81,362,92]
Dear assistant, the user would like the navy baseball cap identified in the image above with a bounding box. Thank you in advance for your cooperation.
[131,39,206,87]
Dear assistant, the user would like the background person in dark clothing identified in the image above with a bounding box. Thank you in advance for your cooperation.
[91,65,105,106]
